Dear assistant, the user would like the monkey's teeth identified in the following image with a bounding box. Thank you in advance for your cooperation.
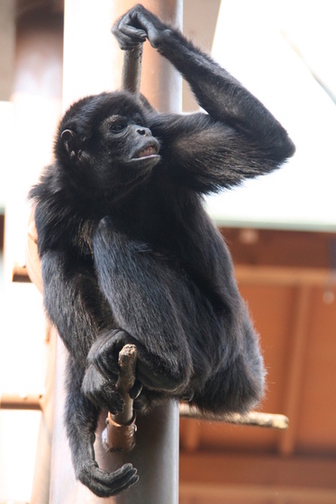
[137,145,157,157]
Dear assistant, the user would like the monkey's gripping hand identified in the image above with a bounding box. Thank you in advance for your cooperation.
[112,4,171,50]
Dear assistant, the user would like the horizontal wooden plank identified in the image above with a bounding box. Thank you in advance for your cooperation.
[180,452,336,489]
[235,265,333,286]
[220,227,336,269]
[180,483,336,503]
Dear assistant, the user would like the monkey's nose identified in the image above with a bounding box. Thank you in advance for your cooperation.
[137,127,152,136]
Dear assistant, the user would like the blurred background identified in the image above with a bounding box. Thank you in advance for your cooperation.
[0,0,335,502]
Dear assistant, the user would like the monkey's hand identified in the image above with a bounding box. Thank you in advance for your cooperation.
[82,331,124,413]
[112,4,171,50]
[82,330,142,411]
[81,363,125,414]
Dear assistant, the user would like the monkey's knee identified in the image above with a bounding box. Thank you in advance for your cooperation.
[193,352,265,414]
[136,349,192,393]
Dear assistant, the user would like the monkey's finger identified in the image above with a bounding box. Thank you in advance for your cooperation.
[100,389,125,414]
[112,22,147,49]
[87,334,120,378]
[130,7,167,48]
[113,28,147,46]
[119,21,147,41]
[81,365,123,411]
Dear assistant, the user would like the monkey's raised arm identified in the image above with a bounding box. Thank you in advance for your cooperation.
[113,5,295,192]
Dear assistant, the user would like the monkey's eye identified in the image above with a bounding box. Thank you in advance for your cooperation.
[108,116,128,133]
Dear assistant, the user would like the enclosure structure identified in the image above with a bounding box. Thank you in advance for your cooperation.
[0,1,336,504]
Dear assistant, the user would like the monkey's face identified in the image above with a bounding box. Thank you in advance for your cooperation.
[57,92,161,197]
[97,112,161,180]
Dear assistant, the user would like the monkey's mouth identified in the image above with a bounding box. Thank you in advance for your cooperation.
[134,143,160,159]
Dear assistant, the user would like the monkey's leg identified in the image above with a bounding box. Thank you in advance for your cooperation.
[82,328,190,395]
[192,321,265,415]
[65,356,138,497]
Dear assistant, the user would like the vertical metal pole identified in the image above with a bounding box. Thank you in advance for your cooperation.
[50,1,183,503]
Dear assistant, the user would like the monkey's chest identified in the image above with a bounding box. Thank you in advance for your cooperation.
[111,184,213,274]
[117,202,190,257]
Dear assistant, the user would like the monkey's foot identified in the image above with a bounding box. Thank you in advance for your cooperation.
[77,460,138,497]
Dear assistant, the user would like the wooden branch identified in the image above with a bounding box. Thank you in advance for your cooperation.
[102,344,138,452]
[179,404,289,430]
[113,343,138,425]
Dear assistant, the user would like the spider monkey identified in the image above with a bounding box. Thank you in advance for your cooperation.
[30,5,295,497]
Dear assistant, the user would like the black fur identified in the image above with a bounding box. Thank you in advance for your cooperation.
[30,5,295,497]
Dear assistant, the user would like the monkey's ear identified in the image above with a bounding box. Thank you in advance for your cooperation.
[61,129,78,156]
